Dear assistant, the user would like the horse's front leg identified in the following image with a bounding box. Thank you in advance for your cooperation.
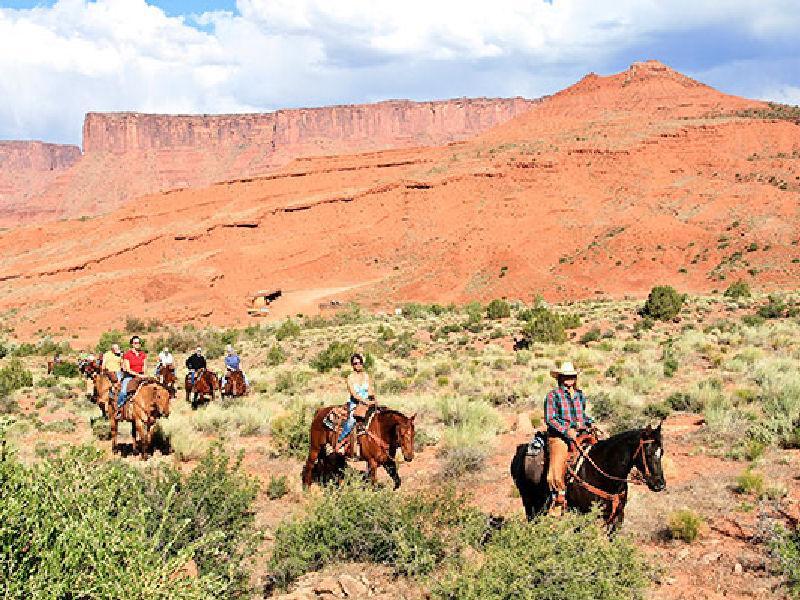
[383,458,401,490]
[366,458,379,486]
[110,414,118,454]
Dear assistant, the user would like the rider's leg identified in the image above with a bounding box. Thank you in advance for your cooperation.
[546,434,569,515]
[337,401,357,444]
[117,376,131,408]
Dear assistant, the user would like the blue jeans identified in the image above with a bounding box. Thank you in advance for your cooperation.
[337,400,357,443]
[118,376,132,408]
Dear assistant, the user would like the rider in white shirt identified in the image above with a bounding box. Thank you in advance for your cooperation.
[155,347,175,377]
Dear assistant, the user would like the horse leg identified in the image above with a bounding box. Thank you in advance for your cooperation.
[135,420,149,461]
[383,459,401,490]
[366,458,379,486]
[110,413,118,454]
[302,444,322,488]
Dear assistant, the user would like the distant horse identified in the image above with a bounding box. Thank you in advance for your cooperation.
[158,364,177,398]
[78,358,101,378]
[110,380,171,460]
[91,369,118,418]
[510,424,666,531]
[221,369,247,399]
[185,369,219,409]
[302,407,415,489]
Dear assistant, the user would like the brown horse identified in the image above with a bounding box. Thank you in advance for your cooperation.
[158,364,177,398]
[185,369,219,408]
[221,369,247,399]
[91,369,118,418]
[110,380,171,460]
[302,407,415,489]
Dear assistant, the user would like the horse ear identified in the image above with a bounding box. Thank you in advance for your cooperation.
[410,413,416,422]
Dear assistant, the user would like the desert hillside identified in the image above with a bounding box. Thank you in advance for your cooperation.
[0,61,797,340]
[0,97,534,226]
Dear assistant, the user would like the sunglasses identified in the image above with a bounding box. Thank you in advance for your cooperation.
[351,361,362,366]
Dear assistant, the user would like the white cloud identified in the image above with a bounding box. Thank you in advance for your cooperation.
[0,0,798,144]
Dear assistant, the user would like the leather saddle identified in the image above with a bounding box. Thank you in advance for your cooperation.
[524,430,598,484]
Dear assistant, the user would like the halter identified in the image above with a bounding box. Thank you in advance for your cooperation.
[567,436,657,524]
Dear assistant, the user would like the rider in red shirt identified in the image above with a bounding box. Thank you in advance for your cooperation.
[118,336,147,413]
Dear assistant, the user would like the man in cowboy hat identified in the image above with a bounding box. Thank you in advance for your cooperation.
[544,360,594,516]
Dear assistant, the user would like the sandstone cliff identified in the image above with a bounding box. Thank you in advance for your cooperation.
[0,97,534,225]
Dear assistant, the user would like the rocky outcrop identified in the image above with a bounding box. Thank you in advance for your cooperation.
[82,98,535,154]
[0,141,81,171]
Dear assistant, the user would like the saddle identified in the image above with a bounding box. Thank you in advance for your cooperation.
[323,403,379,458]
[524,429,598,485]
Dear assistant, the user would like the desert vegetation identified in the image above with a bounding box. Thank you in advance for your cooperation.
[1,289,799,598]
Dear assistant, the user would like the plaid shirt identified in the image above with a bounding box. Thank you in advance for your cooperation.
[544,385,593,436]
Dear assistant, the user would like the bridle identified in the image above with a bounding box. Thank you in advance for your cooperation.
[567,436,658,524]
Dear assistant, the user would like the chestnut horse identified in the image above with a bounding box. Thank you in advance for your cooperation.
[91,369,118,418]
[510,424,666,531]
[302,407,415,489]
[158,364,177,398]
[185,369,219,408]
[221,369,247,399]
[110,380,171,460]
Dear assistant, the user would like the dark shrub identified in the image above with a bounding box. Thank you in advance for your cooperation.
[433,510,650,600]
[268,478,485,588]
[52,361,80,378]
[640,286,685,321]
[757,295,787,319]
[521,308,566,344]
[486,299,511,320]
[270,403,313,458]
[724,280,751,300]
[579,327,602,344]
[0,359,33,395]
[310,341,355,373]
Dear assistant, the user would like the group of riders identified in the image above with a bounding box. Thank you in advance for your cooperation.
[68,334,657,521]
[80,337,249,416]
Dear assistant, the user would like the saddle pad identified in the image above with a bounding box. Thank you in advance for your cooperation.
[323,406,348,431]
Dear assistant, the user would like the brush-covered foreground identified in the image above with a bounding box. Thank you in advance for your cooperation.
[1,291,799,599]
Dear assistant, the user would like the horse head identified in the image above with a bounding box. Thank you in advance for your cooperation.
[397,413,416,461]
[635,421,666,492]
[154,384,171,418]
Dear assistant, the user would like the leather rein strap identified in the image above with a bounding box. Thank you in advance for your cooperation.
[567,437,655,524]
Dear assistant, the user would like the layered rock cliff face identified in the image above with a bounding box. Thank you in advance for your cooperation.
[0,97,534,225]
[0,142,82,224]
[0,141,82,171]
[82,98,534,154]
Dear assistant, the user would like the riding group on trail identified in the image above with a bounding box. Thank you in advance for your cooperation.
[72,332,666,527]
[75,337,251,459]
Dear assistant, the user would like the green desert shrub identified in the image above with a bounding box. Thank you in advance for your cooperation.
[0,442,259,598]
[486,299,511,320]
[270,403,313,458]
[757,295,788,319]
[771,525,800,597]
[52,361,80,378]
[724,280,751,300]
[94,329,126,354]
[433,510,650,600]
[579,327,602,344]
[274,318,301,341]
[268,478,485,588]
[735,469,765,496]
[668,509,704,543]
[310,341,355,373]
[267,475,289,500]
[521,308,566,344]
[274,369,311,395]
[0,358,33,395]
[640,286,685,321]
[266,344,287,366]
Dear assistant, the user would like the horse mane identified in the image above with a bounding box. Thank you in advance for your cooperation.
[592,427,646,452]
[377,407,408,421]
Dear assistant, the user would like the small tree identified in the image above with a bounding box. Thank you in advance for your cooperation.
[724,280,751,300]
[485,299,511,320]
[521,308,567,343]
[640,286,685,321]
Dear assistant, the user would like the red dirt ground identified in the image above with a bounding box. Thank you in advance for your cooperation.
[1,60,798,341]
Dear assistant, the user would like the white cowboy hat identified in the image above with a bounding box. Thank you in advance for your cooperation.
[550,361,579,378]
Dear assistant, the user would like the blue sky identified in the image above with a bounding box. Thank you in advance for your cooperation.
[1,0,798,145]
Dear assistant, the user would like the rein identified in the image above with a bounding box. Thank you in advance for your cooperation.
[567,437,655,524]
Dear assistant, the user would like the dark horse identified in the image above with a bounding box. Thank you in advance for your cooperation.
[302,407,415,489]
[185,369,219,409]
[510,423,666,531]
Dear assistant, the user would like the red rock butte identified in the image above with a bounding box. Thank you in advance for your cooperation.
[0,97,534,227]
[1,60,798,339]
